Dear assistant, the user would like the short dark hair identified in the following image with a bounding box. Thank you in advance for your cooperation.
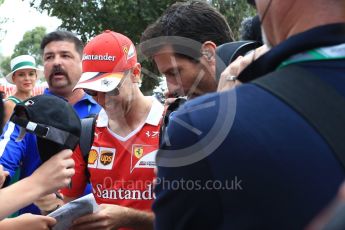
[140,1,233,60]
[240,15,262,43]
[40,30,84,57]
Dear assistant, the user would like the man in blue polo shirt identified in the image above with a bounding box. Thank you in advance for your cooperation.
[154,0,345,229]
[0,30,101,216]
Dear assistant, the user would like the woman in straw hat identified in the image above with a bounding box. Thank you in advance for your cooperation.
[3,55,43,125]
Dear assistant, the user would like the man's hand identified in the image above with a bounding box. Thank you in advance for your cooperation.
[34,193,64,215]
[165,97,178,107]
[218,45,269,92]
[30,149,75,195]
[0,165,9,188]
[70,204,153,230]
[0,213,56,230]
[70,204,130,230]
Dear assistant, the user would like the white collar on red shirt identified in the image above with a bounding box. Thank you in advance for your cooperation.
[96,96,164,128]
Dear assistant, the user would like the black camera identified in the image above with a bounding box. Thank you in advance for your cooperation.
[159,97,187,147]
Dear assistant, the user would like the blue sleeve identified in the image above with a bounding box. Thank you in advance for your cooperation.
[0,122,26,177]
[89,103,102,115]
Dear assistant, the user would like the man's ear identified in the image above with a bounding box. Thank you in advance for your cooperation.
[131,63,142,83]
[201,41,216,62]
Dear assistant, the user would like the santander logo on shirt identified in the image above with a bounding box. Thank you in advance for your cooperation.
[95,183,155,200]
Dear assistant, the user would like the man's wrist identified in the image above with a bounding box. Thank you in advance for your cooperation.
[121,207,154,230]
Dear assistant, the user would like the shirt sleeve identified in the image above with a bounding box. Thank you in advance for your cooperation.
[0,122,26,178]
[60,145,88,198]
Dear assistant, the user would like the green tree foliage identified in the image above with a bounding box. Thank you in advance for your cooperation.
[30,0,175,44]
[0,56,10,77]
[0,27,46,76]
[212,0,256,39]
[30,0,255,94]
[13,27,46,65]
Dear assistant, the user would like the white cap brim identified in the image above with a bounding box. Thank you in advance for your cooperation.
[73,72,124,92]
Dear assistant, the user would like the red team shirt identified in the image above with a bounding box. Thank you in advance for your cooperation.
[61,98,164,212]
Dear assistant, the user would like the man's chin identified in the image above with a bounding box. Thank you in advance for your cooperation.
[49,79,69,87]
[187,94,199,100]
[48,82,73,93]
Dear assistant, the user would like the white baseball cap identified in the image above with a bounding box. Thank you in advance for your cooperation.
[74,30,137,92]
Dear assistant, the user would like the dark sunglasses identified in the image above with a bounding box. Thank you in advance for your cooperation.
[84,89,98,97]
[84,87,121,97]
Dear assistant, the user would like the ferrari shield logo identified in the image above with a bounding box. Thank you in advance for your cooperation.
[130,144,157,173]
[123,46,128,54]
[134,146,143,158]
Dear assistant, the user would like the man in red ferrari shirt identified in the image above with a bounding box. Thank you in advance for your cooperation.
[37,30,164,230]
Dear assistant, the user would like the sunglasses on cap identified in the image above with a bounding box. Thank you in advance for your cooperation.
[84,89,100,97]
[85,87,120,97]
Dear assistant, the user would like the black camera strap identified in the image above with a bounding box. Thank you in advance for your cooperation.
[159,98,187,147]
[252,65,345,169]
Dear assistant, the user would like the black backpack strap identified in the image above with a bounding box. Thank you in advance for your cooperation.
[252,65,345,169]
[80,115,97,181]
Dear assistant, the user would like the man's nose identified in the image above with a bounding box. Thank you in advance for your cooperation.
[52,55,63,65]
[166,81,184,98]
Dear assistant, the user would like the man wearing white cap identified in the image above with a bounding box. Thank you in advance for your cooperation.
[54,30,163,229]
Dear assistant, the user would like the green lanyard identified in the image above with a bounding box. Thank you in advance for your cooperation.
[278,43,345,69]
